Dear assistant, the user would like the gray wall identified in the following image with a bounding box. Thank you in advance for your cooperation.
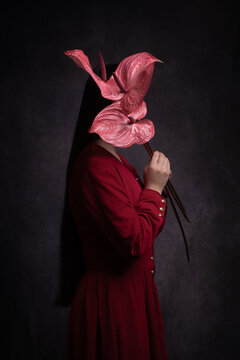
[1,1,239,359]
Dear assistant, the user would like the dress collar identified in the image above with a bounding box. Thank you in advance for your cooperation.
[88,142,166,196]
[88,142,146,189]
[90,142,137,174]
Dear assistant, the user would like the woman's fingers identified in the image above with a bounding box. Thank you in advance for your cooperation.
[151,151,160,165]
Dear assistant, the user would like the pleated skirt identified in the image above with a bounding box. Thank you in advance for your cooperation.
[67,267,168,360]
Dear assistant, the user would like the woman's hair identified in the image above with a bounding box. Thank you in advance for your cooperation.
[54,63,118,307]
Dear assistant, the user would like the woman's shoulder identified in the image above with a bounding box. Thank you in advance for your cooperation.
[73,142,118,176]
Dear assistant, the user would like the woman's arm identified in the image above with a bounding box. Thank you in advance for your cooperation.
[79,162,168,260]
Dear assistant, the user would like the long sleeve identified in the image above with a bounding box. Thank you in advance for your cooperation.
[156,189,168,236]
[79,162,168,260]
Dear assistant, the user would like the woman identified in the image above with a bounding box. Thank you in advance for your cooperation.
[55,64,171,360]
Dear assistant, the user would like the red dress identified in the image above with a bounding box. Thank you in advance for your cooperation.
[67,142,169,360]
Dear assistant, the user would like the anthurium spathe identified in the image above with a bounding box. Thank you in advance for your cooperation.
[64,50,121,100]
[113,52,163,115]
[88,100,155,148]
[64,49,163,115]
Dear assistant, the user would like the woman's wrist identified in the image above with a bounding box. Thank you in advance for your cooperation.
[144,185,163,195]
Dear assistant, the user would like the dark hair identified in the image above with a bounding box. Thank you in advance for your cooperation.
[53,63,118,307]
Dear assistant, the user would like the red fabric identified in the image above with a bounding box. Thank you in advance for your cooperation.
[67,142,168,360]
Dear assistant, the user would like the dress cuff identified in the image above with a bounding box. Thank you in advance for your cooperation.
[142,188,167,218]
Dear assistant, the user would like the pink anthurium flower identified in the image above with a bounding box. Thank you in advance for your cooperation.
[64,49,163,115]
[113,52,163,115]
[88,100,155,148]
[64,49,122,100]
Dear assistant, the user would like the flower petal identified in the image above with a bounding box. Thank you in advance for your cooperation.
[127,101,147,120]
[129,119,155,146]
[114,52,162,114]
[64,49,123,100]
[88,101,155,147]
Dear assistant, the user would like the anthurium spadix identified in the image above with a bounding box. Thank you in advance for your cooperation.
[64,50,121,101]
[88,100,155,148]
[64,50,163,115]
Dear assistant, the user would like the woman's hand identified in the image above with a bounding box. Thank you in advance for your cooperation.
[143,151,172,194]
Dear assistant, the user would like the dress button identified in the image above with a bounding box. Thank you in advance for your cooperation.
[161,198,166,203]
[159,213,163,217]
[160,207,164,211]
[150,269,154,274]
[150,256,154,260]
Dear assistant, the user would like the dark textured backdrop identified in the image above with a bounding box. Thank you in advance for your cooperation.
[1,1,239,359]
